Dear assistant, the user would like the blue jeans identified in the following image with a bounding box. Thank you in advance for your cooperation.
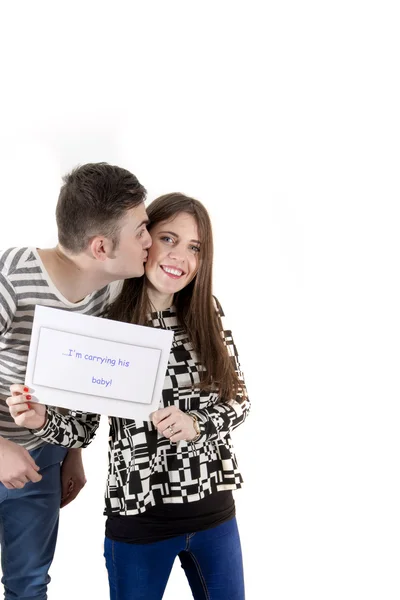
[104,516,245,600]
[0,443,67,600]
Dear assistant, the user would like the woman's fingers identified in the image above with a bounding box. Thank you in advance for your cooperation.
[158,416,177,433]
[6,393,30,407]
[6,395,31,415]
[9,384,30,396]
[9,403,31,416]
[6,393,46,430]
[151,406,179,427]
[151,407,194,442]
[159,417,190,441]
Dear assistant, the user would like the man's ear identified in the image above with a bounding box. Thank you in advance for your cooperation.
[88,236,114,261]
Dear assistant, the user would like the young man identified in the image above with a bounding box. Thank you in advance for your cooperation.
[0,162,152,600]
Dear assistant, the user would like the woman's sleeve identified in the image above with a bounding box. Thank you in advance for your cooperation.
[32,408,100,448]
[189,298,250,443]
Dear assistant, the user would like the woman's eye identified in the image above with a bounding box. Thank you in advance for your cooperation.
[190,245,200,253]
[161,236,173,243]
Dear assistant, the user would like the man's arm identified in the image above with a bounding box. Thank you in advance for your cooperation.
[60,448,87,508]
[0,269,42,488]
[0,270,16,338]
[0,436,42,489]
[7,385,100,506]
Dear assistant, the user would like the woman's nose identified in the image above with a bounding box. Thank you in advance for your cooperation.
[168,247,186,261]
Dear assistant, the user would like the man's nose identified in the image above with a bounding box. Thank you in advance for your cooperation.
[144,231,152,249]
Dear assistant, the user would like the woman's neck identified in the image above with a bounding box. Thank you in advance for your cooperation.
[147,287,174,312]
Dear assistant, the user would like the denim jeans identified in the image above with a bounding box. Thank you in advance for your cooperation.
[104,516,245,600]
[0,443,67,600]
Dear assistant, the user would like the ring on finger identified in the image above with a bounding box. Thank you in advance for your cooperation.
[168,425,175,436]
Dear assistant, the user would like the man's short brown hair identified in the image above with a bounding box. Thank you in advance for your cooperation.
[56,162,147,253]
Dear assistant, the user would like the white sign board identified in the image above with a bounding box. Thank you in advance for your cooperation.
[25,306,174,421]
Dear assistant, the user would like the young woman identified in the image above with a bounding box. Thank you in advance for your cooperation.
[8,193,250,600]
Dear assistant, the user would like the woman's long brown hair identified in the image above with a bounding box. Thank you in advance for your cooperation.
[107,193,242,403]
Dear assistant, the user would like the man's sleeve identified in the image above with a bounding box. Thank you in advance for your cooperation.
[0,272,17,336]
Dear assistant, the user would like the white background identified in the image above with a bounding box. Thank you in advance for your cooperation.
[0,2,399,599]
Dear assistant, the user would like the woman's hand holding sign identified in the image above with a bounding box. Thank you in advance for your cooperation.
[7,385,47,430]
[151,405,199,443]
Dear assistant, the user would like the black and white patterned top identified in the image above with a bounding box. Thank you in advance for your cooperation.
[34,303,250,515]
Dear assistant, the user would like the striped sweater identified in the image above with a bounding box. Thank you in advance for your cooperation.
[0,247,109,449]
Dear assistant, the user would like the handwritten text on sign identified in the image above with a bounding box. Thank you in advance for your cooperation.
[33,328,161,404]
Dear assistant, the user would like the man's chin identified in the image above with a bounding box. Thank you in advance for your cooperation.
[129,266,145,279]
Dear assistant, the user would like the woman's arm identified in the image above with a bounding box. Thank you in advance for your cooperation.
[34,407,100,448]
[191,302,250,443]
[152,302,250,444]
[7,385,100,448]
[189,397,250,444]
